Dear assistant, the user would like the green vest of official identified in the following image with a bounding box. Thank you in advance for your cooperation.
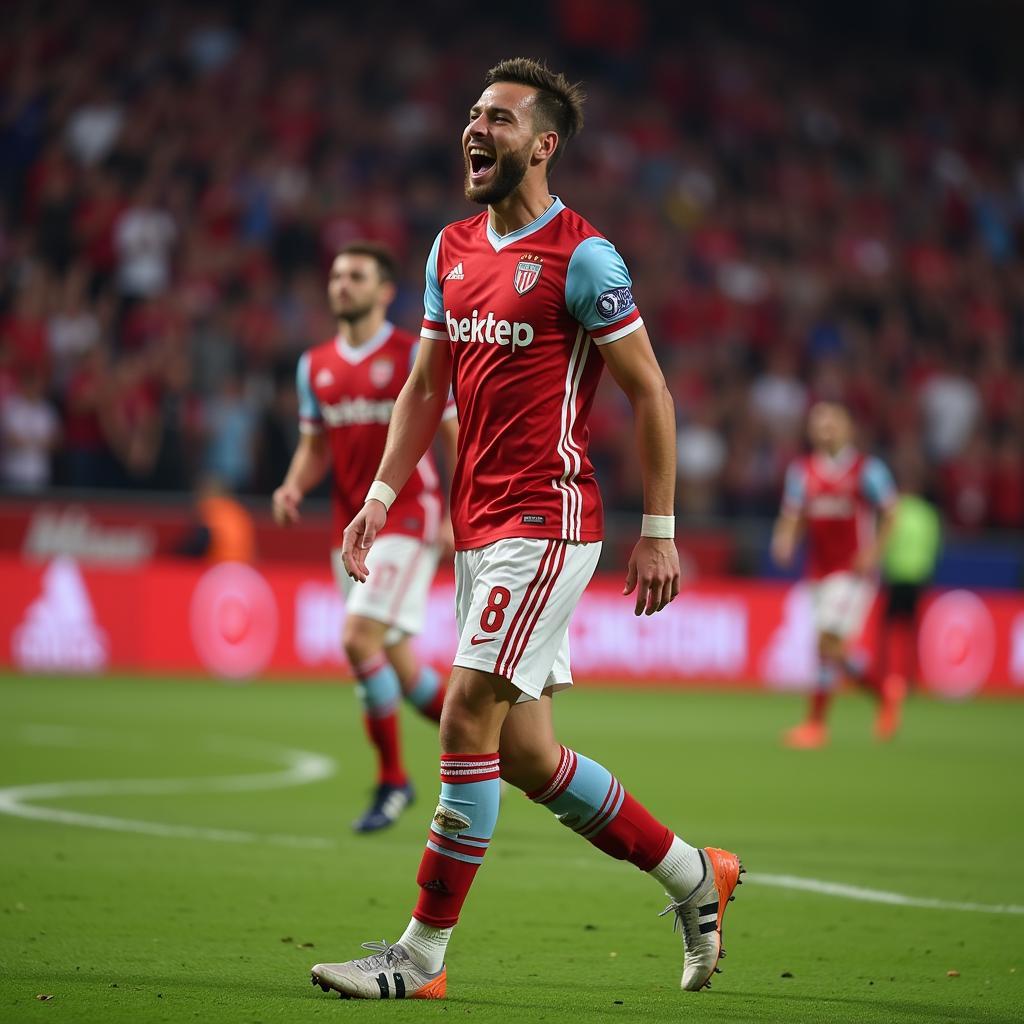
[883,494,942,584]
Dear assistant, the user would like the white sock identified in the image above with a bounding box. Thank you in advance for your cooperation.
[649,835,706,902]
[398,918,452,973]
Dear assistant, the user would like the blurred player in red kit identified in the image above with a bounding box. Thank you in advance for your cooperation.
[310,58,742,1001]
[273,242,457,832]
[772,401,906,749]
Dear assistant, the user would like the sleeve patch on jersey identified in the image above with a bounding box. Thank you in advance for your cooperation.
[596,286,636,321]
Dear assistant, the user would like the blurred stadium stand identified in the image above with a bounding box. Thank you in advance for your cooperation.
[2,0,1024,587]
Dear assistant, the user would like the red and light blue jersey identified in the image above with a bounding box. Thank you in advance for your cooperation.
[297,321,452,546]
[420,197,643,550]
[783,448,897,578]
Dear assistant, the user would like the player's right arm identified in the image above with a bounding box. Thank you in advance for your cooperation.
[374,337,454,493]
[771,462,805,568]
[342,231,453,581]
[435,407,459,559]
[273,350,331,526]
[341,338,453,580]
[272,432,331,525]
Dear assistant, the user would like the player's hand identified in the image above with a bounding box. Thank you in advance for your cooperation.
[341,500,388,582]
[771,533,794,568]
[853,547,878,576]
[272,483,303,526]
[437,515,456,561]
[623,537,680,616]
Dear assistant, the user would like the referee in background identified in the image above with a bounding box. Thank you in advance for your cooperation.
[881,482,942,688]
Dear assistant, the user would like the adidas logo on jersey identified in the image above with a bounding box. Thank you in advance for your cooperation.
[444,262,465,281]
[445,308,534,351]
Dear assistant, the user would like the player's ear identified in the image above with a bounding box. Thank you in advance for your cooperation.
[379,280,397,306]
[533,130,558,167]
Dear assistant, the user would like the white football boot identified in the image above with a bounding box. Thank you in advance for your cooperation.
[660,846,743,991]
[311,941,446,999]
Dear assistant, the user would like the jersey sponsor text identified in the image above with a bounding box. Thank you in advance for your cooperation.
[320,396,395,427]
[445,308,534,350]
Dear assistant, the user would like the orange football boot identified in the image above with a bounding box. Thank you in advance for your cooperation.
[312,942,446,999]
[783,720,829,749]
[875,673,907,741]
[661,846,744,991]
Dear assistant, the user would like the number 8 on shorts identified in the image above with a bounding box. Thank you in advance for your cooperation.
[453,537,601,702]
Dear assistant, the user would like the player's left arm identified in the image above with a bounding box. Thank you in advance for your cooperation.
[599,325,680,616]
[855,457,898,575]
[566,235,679,616]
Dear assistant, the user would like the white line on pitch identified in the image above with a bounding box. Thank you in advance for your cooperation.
[5,726,1023,917]
[0,727,338,849]
[744,872,1024,915]
[549,856,1024,917]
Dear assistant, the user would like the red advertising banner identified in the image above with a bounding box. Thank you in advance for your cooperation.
[0,499,332,565]
[0,499,736,575]
[1,555,1022,697]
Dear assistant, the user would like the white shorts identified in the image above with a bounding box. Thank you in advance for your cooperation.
[331,534,439,645]
[453,537,601,702]
[811,572,876,639]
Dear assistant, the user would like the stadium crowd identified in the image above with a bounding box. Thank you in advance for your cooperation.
[1,0,1023,532]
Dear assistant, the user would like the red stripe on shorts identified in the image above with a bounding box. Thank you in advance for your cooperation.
[502,541,567,681]
[493,540,556,676]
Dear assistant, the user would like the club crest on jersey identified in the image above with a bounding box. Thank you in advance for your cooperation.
[514,253,543,295]
[369,358,394,388]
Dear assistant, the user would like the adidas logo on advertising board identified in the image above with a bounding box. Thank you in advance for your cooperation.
[12,558,109,672]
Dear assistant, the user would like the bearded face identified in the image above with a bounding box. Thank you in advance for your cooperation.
[327,255,384,324]
[464,137,532,206]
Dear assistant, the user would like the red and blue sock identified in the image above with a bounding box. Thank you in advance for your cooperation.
[528,746,673,871]
[354,654,406,787]
[405,665,446,723]
[412,753,501,929]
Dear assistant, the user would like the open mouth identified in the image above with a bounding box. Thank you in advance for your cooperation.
[468,146,496,181]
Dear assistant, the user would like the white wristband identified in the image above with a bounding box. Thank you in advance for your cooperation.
[366,480,397,510]
[641,514,675,539]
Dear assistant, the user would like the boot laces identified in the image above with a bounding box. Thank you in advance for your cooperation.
[658,901,698,948]
[357,940,406,972]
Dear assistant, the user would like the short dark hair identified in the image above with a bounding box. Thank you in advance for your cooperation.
[337,241,397,284]
[484,57,585,171]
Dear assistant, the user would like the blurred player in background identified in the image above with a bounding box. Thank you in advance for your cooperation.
[881,481,942,687]
[177,475,256,564]
[311,58,742,1001]
[273,242,457,832]
[772,401,905,749]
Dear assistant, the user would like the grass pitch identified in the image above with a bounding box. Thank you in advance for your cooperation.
[1,674,1022,1023]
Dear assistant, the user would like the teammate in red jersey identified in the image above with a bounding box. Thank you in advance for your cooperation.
[310,58,741,1001]
[772,401,905,749]
[273,241,457,832]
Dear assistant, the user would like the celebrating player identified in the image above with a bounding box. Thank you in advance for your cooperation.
[771,400,906,749]
[310,58,742,1000]
[273,242,457,832]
